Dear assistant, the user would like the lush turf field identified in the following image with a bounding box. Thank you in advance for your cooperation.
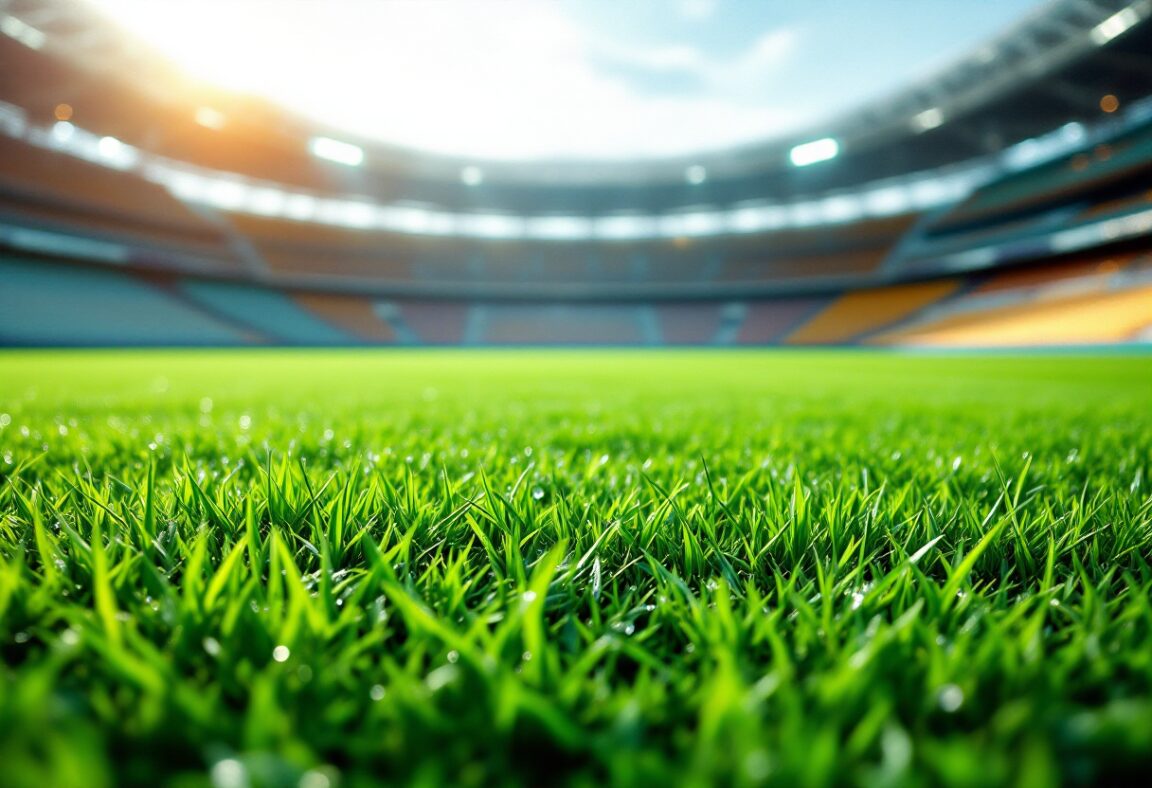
[1,350,1150,787]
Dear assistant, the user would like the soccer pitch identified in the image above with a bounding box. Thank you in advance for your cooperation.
[1,350,1150,786]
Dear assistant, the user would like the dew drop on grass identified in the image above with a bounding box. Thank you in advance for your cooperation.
[203,637,221,656]
[446,650,459,664]
[272,645,290,662]
[369,685,386,701]
[14,632,29,644]
[299,771,331,788]
[238,415,252,430]
[938,684,964,712]
[209,758,246,788]
[531,487,545,501]
[522,590,538,604]
[60,629,80,647]
[881,725,913,771]
[426,664,459,691]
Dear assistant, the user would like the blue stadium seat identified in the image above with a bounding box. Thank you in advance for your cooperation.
[179,280,354,344]
[0,257,247,345]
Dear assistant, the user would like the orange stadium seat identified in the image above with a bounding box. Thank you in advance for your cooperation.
[785,280,960,344]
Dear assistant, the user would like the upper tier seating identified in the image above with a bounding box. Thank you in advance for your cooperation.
[931,121,1152,233]
[0,136,222,243]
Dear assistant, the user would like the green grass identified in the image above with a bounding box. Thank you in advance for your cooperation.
[1,350,1150,787]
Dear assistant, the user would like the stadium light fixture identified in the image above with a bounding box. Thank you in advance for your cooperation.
[789,137,839,167]
[308,136,364,167]
[1090,6,1141,45]
[685,165,707,185]
[97,136,138,171]
[51,121,75,144]
[525,216,592,241]
[245,187,287,217]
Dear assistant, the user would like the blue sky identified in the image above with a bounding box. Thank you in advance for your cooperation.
[90,0,1045,160]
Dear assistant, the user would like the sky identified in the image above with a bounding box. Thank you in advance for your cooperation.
[87,0,1046,161]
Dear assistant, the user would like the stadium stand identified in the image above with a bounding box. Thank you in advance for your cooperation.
[292,292,397,343]
[479,304,648,345]
[395,301,471,345]
[784,280,961,345]
[0,135,225,244]
[178,280,357,344]
[654,303,727,345]
[1,0,1151,348]
[0,256,250,345]
[869,250,1152,346]
[871,284,1152,346]
[736,298,835,344]
[971,253,1134,295]
[932,121,1152,232]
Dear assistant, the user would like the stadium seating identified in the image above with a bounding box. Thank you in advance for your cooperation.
[0,256,250,345]
[480,304,648,345]
[869,251,1152,346]
[178,280,357,344]
[933,121,1152,232]
[720,249,888,282]
[0,136,222,241]
[784,280,960,344]
[871,284,1152,346]
[654,303,726,345]
[293,292,396,342]
[736,298,835,344]
[395,301,471,345]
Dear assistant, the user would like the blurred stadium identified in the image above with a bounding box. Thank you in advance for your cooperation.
[2,0,1151,348]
